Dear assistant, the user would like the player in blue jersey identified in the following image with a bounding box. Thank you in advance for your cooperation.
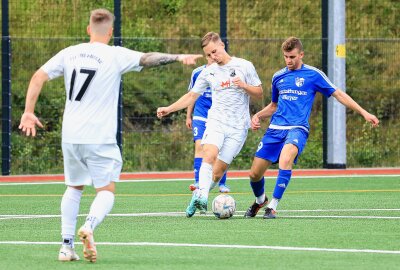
[186,56,230,193]
[244,37,379,219]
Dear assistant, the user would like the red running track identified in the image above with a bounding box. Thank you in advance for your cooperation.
[0,168,399,183]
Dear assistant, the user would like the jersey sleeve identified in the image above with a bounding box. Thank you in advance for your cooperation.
[271,76,279,103]
[314,69,337,97]
[188,68,201,91]
[114,46,144,74]
[40,49,66,80]
[190,69,209,95]
[245,62,262,86]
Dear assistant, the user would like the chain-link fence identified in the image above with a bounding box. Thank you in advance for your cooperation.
[2,0,399,174]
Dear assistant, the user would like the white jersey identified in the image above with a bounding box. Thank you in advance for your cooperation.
[191,57,261,129]
[41,42,144,144]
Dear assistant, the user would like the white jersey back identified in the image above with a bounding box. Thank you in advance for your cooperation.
[191,57,261,129]
[41,42,143,144]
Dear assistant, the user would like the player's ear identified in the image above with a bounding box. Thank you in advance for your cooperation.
[86,25,91,36]
[108,27,113,37]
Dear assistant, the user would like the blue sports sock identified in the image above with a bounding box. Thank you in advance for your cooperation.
[272,169,292,199]
[250,177,265,197]
[219,172,227,186]
[193,158,202,184]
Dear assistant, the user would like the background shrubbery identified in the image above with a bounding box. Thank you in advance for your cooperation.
[2,0,399,174]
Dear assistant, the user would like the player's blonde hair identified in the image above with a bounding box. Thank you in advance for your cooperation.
[281,37,303,52]
[201,32,222,48]
[89,8,114,35]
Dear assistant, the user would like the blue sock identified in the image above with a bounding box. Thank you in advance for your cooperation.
[250,177,265,197]
[273,169,292,199]
[219,172,227,186]
[193,158,202,184]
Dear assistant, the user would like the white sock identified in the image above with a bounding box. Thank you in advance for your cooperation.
[198,162,213,199]
[61,187,83,241]
[256,193,266,205]
[83,190,114,230]
[267,197,279,211]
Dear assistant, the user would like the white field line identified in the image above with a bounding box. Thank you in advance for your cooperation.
[0,240,398,255]
[0,174,399,186]
[1,209,400,220]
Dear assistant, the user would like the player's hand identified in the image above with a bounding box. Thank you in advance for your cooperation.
[364,113,379,128]
[177,54,203,65]
[186,117,192,129]
[232,77,246,88]
[251,114,261,130]
[157,107,171,119]
[19,112,44,137]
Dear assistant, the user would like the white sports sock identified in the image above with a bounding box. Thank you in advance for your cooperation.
[84,190,115,230]
[198,162,213,199]
[61,187,83,240]
[267,197,279,211]
[256,193,266,205]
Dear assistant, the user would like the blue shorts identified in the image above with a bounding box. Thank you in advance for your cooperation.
[192,120,206,141]
[255,128,309,164]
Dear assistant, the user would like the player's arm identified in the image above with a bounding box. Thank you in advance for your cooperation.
[186,104,194,129]
[140,53,203,67]
[331,89,379,127]
[19,69,49,136]
[251,101,278,130]
[232,77,263,99]
[157,91,200,119]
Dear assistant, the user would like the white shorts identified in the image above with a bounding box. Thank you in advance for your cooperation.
[201,121,248,164]
[62,143,122,188]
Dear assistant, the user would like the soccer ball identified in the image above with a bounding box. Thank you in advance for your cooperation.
[212,194,236,219]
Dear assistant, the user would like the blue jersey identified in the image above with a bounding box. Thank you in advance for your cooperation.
[270,64,337,131]
[188,65,212,121]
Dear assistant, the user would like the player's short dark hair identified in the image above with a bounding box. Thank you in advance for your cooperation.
[282,37,303,52]
[201,32,222,48]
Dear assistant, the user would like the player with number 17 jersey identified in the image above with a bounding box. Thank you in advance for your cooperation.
[41,42,144,144]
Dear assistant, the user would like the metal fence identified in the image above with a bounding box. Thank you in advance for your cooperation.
[1,0,399,175]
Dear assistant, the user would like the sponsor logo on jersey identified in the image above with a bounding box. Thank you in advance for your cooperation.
[293,139,299,143]
[220,80,230,88]
[229,68,236,77]
[295,77,305,87]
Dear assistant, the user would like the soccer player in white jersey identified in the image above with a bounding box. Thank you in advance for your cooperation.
[157,32,263,217]
[244,37,379,219]
[185,56,230,193]
[18,8,202,263]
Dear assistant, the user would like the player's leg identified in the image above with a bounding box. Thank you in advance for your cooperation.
[211,158,229,192]
[190,120,205,191]
[59,185,83,261]
[59,143,92,261]
[186,122,225,217]
[218,170,229,193]
[264,143,297,219]
[189,139,203,191]
[79,182,115,262]
[244,129,284,218]
[264,128,308,219]
[244,157,272,218]
[78,144,122,262]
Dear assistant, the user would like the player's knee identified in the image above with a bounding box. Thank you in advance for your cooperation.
[279,155,294,168]
[249,170,262,182]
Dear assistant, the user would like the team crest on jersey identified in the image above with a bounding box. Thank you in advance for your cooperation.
[229,68,236,77]
[295,77,305,87]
